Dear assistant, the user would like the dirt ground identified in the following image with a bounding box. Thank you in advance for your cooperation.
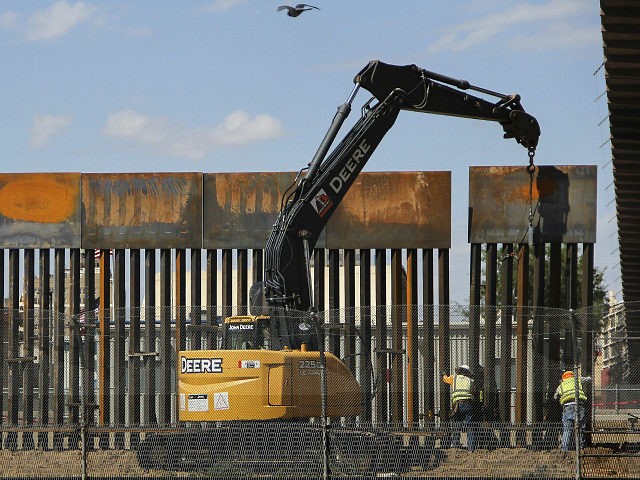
[417,447,640,478]
[0,446,637,478]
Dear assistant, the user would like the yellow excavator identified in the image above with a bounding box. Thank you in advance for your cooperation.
[141,60,540,473]
[178,59,539,423]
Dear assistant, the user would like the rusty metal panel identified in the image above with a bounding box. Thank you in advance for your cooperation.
[0,173,81,248]
[327,171,451,249]
[205,172,451,249]
[82,173,202,249]
[469,165,597,244]
[204,172,298,249]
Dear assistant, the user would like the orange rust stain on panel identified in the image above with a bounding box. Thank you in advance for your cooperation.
[261,186,276,214]
[215,174,284,216]
[88,176,191,226]
[245,188,257,214]
[505,183,540,203]
[0,177,78,223]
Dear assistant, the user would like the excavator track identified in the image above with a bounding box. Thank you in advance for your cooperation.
[136,422,440,476]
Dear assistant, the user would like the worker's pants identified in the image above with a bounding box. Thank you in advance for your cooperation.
[561,403,585,451]
[451,401,476,451]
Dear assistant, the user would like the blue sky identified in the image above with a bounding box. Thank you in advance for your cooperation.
[0,0,617,303]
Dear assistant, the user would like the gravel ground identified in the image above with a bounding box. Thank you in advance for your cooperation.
[0,446,638,478]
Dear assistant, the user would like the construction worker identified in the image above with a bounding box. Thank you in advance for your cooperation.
[554,370,589,451]
[442,364,477,451]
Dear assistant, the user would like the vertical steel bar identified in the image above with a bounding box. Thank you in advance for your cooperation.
[567,244,578,310]
[314,248,326,381]
[38,249,51,434]
[70,249,81,452]
[82,250,96,441]
[515,243,529,428]
[422,249,435,420]
[222,249,232,318]
[55,249,67,429]
[547,243,562,423]
[98,248,111,450]
[7,249,19,450]
[23,249,35,431]
[251,249,263,314]
[83,250,100,424]
[113,249,126,430]
[359,249,372,423]
[236,249,248,316]
[484,243,498,422]
[175,249,186,425]
[252,249,263,285]
[438,249,451,420]
[564,244,578,367]
[532,242,545,426]
[328,249,340,357]
[191,249,202,349]
[580,243,594,330]
[406,248,418,425]
[206,250,218,348]
[390,249,403,424]
[175,249,186,353]
[313,249,325,311]
[144,249,157,424]
[469,243,482,372]
[499,244,513,424]
[549,244,562,308]
[129,250,141,427]
[581,242,594,445]
[159,249,172,424]
[69,249,81,428]
[375,249,388,423]
[343,249,356,373]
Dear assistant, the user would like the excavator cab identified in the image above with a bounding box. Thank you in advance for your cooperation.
[222,314,319,351]
[222,315,271,350]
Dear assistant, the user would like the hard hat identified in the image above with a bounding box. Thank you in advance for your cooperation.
[562,371,574,380]
[456,364,471,375]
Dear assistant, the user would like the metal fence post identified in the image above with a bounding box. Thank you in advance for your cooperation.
[571,309,581,480]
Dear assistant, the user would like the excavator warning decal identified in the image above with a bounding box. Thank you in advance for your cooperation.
[214,392,230,410]
[188,394,209,412]
[312,188,333,218]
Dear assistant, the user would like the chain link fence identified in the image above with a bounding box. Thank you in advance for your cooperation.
[1,303,640,478]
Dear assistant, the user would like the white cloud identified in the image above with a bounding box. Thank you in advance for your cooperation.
[103,109,285,160]
[510,23,600,51]
[429,0,590,53]
[0,11,18,30]
[31,114,72,148]
[26,0,95,41]
[204,0,247,13]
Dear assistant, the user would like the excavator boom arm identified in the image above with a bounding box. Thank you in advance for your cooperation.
[356,60,539,149]
[259,60,540,347]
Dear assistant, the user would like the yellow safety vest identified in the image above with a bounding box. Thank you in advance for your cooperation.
[559,377,587,405]
[452,374,474,404]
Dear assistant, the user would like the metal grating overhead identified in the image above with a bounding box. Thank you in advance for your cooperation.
[601,0,640,307]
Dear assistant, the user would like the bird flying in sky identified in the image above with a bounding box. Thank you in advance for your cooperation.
[277,4,320,17]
